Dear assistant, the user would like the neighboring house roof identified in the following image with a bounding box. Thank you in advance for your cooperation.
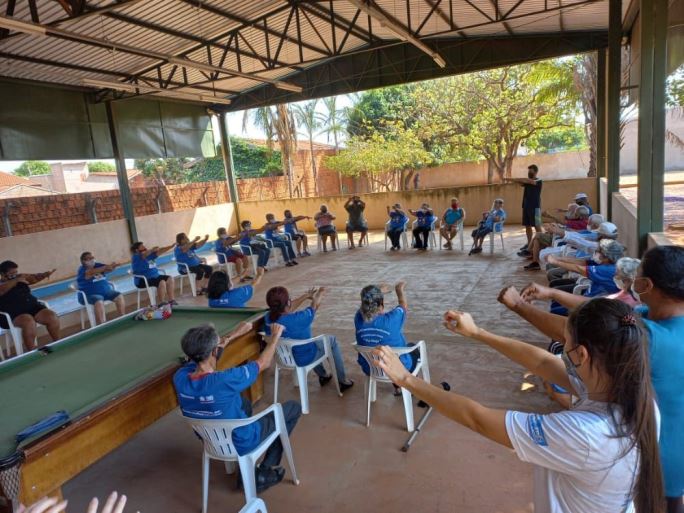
[86,169,143,180]
[0,184,55,197]
[242,138,337,152]
[0,171,42,189]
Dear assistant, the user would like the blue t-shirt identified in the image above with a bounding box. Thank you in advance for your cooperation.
[239,231,252,246]
[77,263,114,296]
[283,220,298,235]
[415,210,435,228]
[388,212,407,230]
[485,209,506,229]
[131,252,159,282]
[585,263,618,297]
[208,285,254,308]
[263,224,279,240]
[264,306,316,365]
[214,239,238,264]
[444,208,464,225]
[355,306,410,374]
[174,244,201,271]
[641,312,684,496]
[173,361,261,456]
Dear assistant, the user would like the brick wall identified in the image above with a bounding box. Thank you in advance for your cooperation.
[0,181,230,237]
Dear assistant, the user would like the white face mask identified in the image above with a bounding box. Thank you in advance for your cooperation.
[561,351,588,403]
[220,234,228,240]
[84,259,96,268]
[592,252,603,264]
[613,277,626,290]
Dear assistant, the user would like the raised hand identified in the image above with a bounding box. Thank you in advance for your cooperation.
[270,322,285,340]
[497,286,524,310]
[17,497,68,513]
[87,492,130,513]
[395,281,406,292]
[372,346,410,386]
[521,283,553,302]
[443,310,480,338]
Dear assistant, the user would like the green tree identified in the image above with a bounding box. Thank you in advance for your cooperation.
[411,63,578,183]
[346,85,416,138]
[293,100,321,196]
[87,161,116,173]
[186,139,283,182]
[526,125,587,153]
[325,121,433,192]
[14,161,51,177]
[134,158,189,185]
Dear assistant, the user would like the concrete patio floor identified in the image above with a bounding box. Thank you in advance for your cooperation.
[63,226,558,513]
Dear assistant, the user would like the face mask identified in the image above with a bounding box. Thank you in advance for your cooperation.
[592,252,603,264]
[528,172,535,179]
[244,224,251,230]
[613,277,626,290]
[84,259,96,268]
[451,203,458,209]
[561,350,588,402]
[220,234,228,240]
[6,273,18,280]
[631,277,651,301]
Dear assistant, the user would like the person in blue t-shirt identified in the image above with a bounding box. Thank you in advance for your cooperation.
[215,227,252,282]
[76,252,125,324]
[264,214,298,267]
[207,267,264,308]
[283,210,311,257]
[174,233,212,295]
[440,197,465,250]
[355,281,420,395]
[263,286,354,393]
[238,220,271,271]
[130,241,176,306]
[470,199,506,254]
[409,203,436,250]
[386,203,408,251]
[173,321,301,493]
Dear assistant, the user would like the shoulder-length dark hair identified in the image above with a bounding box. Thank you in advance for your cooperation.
[207,271,231,300]
[266,286,290,322]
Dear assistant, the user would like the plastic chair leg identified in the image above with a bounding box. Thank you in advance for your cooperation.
[201,453,210,513]
[276,408,300,486]
[147,286,157,306]
[189,274,198,296]
[325,341,342,397]
[296,367,310,414]
[238,457,258,502]
[86,304,96,328]
[273,366,280,403]
[365,375,372,428]
[401,388,415,432]
[10,328,23,356]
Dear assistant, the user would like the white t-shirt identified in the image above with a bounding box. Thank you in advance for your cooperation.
[506,400,637,513]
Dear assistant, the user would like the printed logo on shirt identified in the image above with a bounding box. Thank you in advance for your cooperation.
[526,414,548,446]
[199,395,215,403]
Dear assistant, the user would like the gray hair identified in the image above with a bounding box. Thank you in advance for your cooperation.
[181,323,219,363]
[616,257,640,281]
[588,214,604,229]
[360,285,384,322]
[599,239,625,263]
[575,206,591,219]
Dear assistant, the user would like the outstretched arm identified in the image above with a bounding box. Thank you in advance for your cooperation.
[547,255,587,277]
[498,286,568,343]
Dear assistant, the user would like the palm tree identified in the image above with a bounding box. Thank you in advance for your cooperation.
[319,95,351,193]
[293,100,321,196]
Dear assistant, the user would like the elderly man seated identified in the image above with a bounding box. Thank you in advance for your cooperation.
[440,197,465,250]
[77,252,126,324]
[173,322,301,493]
[0,260,60,352]
[469,199,506,255]
[535,214,604,266]
[522,206,592,271]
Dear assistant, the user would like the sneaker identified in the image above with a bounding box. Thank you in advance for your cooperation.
[292,260,299,265]
[524,262,541,271]
[443,242,451,249]
[473,247,483,253]
[302,251,311,257]
[340,380,354,393]
[517,249,532,257]
[251,466,285,493]
[285,262,295,267]
[319,375,333,387]
[520,244,529,251]
[169,300,179,306]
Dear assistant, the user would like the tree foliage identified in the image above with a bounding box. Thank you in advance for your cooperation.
[134,158,189,185]
[14,161,51,176]
[325,121,433,191]
[186,139,283,182]
[87,161,116,173]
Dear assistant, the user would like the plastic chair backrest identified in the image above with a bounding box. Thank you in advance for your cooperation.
[184,417,248,460]
[354,343,418,380]
[493,221,504,233]
[275,335,325,368]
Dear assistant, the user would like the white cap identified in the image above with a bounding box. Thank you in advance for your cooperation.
[598,221,618,237]
[575,192,588,200]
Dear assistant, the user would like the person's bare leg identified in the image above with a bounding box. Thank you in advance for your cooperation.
[295,237,303,255]
[347,228,355,248]
[332,233,338,250]
[167,276,176,301]
[114,295,126,317]
[34,309,60,342]
[13,314,38,352]
[302,234,309,252]
[157,280,167,303]
[94,301,106,325]
[532,239,543,264]
[322,234,328,252]
[525,226,533,245]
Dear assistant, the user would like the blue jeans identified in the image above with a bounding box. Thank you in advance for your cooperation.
[250,244,270,268]
[311,336,348,382]
[272,240,296,262]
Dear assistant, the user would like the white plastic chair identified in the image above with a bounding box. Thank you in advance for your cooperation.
[439,209,466,251]
[0,300,50,358]
[384,219,410,251]
[174,260,198,297]
[183,403,300,510]
[70,282,118,328]
[129,269,169,308]
[238,244,261,275]
[273,335,342,414]
[489,221,505,254]
[255,235,286,267]
[353,341,430,432]
[411,219,438,249]
[280,232,297,255]
[239,498,268,513]
[573,277,592,296]
[315,226,338,252]
[214,251,237,285]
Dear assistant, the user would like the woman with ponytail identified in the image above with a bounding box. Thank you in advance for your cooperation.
[376,298,664,513]
[264,286,354,393]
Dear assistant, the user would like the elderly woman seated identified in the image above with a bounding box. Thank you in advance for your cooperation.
[469,199,506,255]
[354,281,418,395]
[314,205,338,252]
[263,285,353,392]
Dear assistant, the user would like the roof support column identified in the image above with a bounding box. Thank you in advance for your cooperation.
[217,112,241,232]
[606,0,621,221]
[596,47,607,214]
[105,100,138,243]
[636,0,667,254]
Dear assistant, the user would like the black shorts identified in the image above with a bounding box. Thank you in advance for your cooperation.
[472,227,492,239]
[135,275,170,289]
[346,222,368,232]
[188,264,213,280]
[0,303,46,329]
[522,206,541,227]
[318,226,336,236]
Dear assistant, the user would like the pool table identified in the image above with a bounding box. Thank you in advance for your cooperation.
[0,306,265,512]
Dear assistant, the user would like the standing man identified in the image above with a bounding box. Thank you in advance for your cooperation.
[509,164,542,257]
[344,196,368,249]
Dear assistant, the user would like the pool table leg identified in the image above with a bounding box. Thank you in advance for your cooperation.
[246,375,264,403]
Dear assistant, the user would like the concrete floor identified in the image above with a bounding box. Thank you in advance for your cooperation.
[63,227,558,513]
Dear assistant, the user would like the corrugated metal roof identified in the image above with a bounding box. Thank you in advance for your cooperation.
[0,0,611,106]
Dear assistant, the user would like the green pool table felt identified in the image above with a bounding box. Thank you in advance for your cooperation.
[0,307,262,460]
